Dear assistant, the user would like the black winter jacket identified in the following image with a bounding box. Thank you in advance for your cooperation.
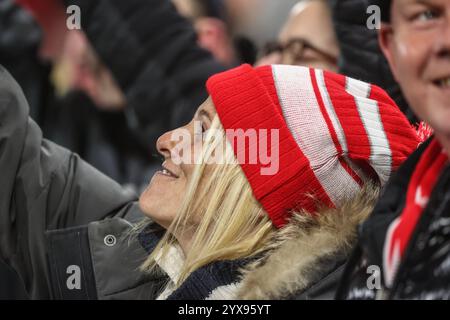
[64,0,226,151]
[0,0,50,124]
[1,0,225,188]
[336,138,450,299]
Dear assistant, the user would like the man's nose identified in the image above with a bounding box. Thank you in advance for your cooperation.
[434,18,450,58]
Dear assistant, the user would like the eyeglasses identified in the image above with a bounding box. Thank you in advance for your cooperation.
[262,38,337,66]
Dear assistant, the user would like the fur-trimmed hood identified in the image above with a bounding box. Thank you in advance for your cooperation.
[236,183,380,299]
[136,184,380,300]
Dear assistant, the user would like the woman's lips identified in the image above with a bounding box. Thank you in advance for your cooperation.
[159,162,179,178]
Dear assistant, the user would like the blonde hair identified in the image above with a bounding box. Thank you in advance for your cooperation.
[141,116,276,287]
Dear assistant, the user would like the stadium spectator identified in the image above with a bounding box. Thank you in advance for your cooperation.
[337,0,450,300]
[256,0,339,72]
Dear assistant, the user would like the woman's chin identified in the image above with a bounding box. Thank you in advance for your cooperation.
[138,187,175,224]
[138,197,171,230]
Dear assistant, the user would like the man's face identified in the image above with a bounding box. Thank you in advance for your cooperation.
[380,0,450,139]
[256,1,339,71]
[278,1,339,70]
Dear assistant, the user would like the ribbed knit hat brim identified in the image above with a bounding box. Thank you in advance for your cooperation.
[207,64,418,228]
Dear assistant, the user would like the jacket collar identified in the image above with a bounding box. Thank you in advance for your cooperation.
[137,224,252,300]
[166,258,250,300]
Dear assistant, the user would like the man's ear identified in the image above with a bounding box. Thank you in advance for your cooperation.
[378,23,399,82]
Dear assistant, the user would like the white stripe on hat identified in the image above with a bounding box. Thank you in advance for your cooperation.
[272,65,360,206]
[345,77,392,184]
[315,69,348,154]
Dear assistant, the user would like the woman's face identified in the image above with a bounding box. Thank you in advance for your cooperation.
[139,98,217,230]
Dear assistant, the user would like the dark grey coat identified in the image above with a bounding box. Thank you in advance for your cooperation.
[0,66,166,299]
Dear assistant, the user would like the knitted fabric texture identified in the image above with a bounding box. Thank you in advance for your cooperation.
[383,138,449,287]
[206,64,419,228]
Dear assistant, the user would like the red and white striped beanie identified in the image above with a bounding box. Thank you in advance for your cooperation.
[206,64,419,228]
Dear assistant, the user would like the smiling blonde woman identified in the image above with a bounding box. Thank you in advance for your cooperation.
[136,64,421,299]
[0,64,419,300]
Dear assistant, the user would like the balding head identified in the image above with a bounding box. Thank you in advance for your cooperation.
[258,0,339,71]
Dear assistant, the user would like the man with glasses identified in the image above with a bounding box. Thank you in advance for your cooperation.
[256,0,340,72]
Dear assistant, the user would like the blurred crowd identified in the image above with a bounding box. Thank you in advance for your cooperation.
[0,0,448,300]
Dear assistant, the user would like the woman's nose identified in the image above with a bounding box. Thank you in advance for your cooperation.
[156,130,174,159]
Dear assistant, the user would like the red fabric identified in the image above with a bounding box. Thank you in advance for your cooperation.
[207,65,332,227]
[15,0,68,59]
[369,84,420,170]
[385,138,448,269]
[15,0,66,28]
[310,69,363,186]
[323,71,372,168]
[417,122,434,143]
[206,64,420,228]
[323,71,420,182]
